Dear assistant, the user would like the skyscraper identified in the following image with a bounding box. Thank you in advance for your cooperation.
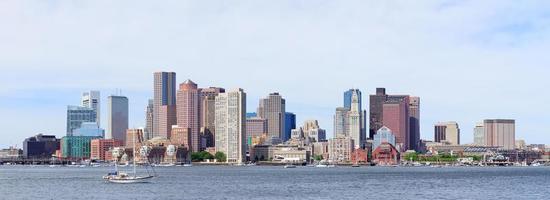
[473,122,485,146]
[333,107,349,138]
[257,92,285,140]
[144,99,154,140]
[373,126,396,150]
[369,88,388,139]
[246,117,267,146]
[153,72,177,139]
[434,121,460,145]
[81,91,100,126]
[369,88,417,151]
[176,80,201,152]
[344,89,361,111]
[382,99,409,151]
[200,87,225,147]
[284,112,296,141]
[66,105,97,136]
[215,88,246,163]
[484,119,515,150]
[409,97,420,151]
[348,90,363,149]
[106,95,129,143]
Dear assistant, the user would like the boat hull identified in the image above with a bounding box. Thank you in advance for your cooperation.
[107,176,154,184]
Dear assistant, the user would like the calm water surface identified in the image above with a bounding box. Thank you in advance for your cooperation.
[1,165,549,200]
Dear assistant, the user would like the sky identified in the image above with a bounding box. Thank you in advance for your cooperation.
[1,0,550,148]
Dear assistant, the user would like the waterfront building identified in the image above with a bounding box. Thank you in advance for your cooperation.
[200,87,225,148]
[177,80,201,152]
[473,122,485,146]
[434,121,460,145]
[351,149,368,164]
[61,136,101,159]
[251,144,309,163]
[106,95,129,142]
[66,105,97,136]
[145,99,154,140]
[373,126,396,151]
[284,112,296,142]
[23,134,59,158]
[484,119,515,150]
[382,99,409,151]
[215,88,246,163]
[81,90,100,126]
[257,92,286,140]
[73,122,104,137]
[171,126,191,149]
[90,139,123,161]
[372,142,400,166]
[328,137,354,163]
[312,141,329,161]
[153,71,177,139]
[246,117,268,146]
[334,107,349,137]
[126,129,145,148]
[0,147,22,159]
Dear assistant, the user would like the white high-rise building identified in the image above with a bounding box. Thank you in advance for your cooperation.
[81,90,100,126]
[348,90,362,149]
[333,107,349,138]
[215,88,246,163]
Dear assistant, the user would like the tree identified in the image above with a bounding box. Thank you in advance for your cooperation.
[190,151,214,162]
[313,155,324,161]
[214,152,226,162]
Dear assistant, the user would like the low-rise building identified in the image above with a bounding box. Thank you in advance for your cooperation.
[23,134,59,159]
[61,136,101,159]
[372,142,400,166]
[90,139,123,161]
[0,147,22,159]
[328,137,354,163]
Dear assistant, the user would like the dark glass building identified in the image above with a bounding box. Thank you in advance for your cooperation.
[23,134,60,158]
[284,112,296,141]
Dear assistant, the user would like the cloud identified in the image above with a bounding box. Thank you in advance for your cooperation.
[1,0,550,147]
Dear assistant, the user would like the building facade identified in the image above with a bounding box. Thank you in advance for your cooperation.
[177,80,201,152]
[145,99,154,140]
[373,126,396,151]
[23,134,59,158]
[334,107,350,138]
[484,119,515,150]
[215,88,247,163]
[382,99,409,151]
[434,121,460,145]
[66,105,97,136]
[246,117,268,146]
[107,95,129,143]
[328,137,354,163]
[257,92,286,140]
[171,126,191,149]
[284,112,296,142]
[90,139,123,161]
[73,122,104,137]
[126,129,145,148]
[61,136,100,159]
[153,71,177,139]
[200,87,225,148]
[473,122,485,146]
[81,90,100,126]
[408,96,420,151]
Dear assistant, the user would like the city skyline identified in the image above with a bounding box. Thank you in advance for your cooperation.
[2,1,550,147]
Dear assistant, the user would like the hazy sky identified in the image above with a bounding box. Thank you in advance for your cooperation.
[1,1,550,148]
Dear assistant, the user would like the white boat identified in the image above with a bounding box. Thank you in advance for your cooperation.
[315,164,328,168]
[183,163,193,167]
[105,133,155,184]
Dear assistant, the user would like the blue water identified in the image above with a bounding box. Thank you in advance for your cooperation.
[0,166,549,200]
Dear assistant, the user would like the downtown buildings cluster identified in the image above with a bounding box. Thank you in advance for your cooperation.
[3,71,549,166]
